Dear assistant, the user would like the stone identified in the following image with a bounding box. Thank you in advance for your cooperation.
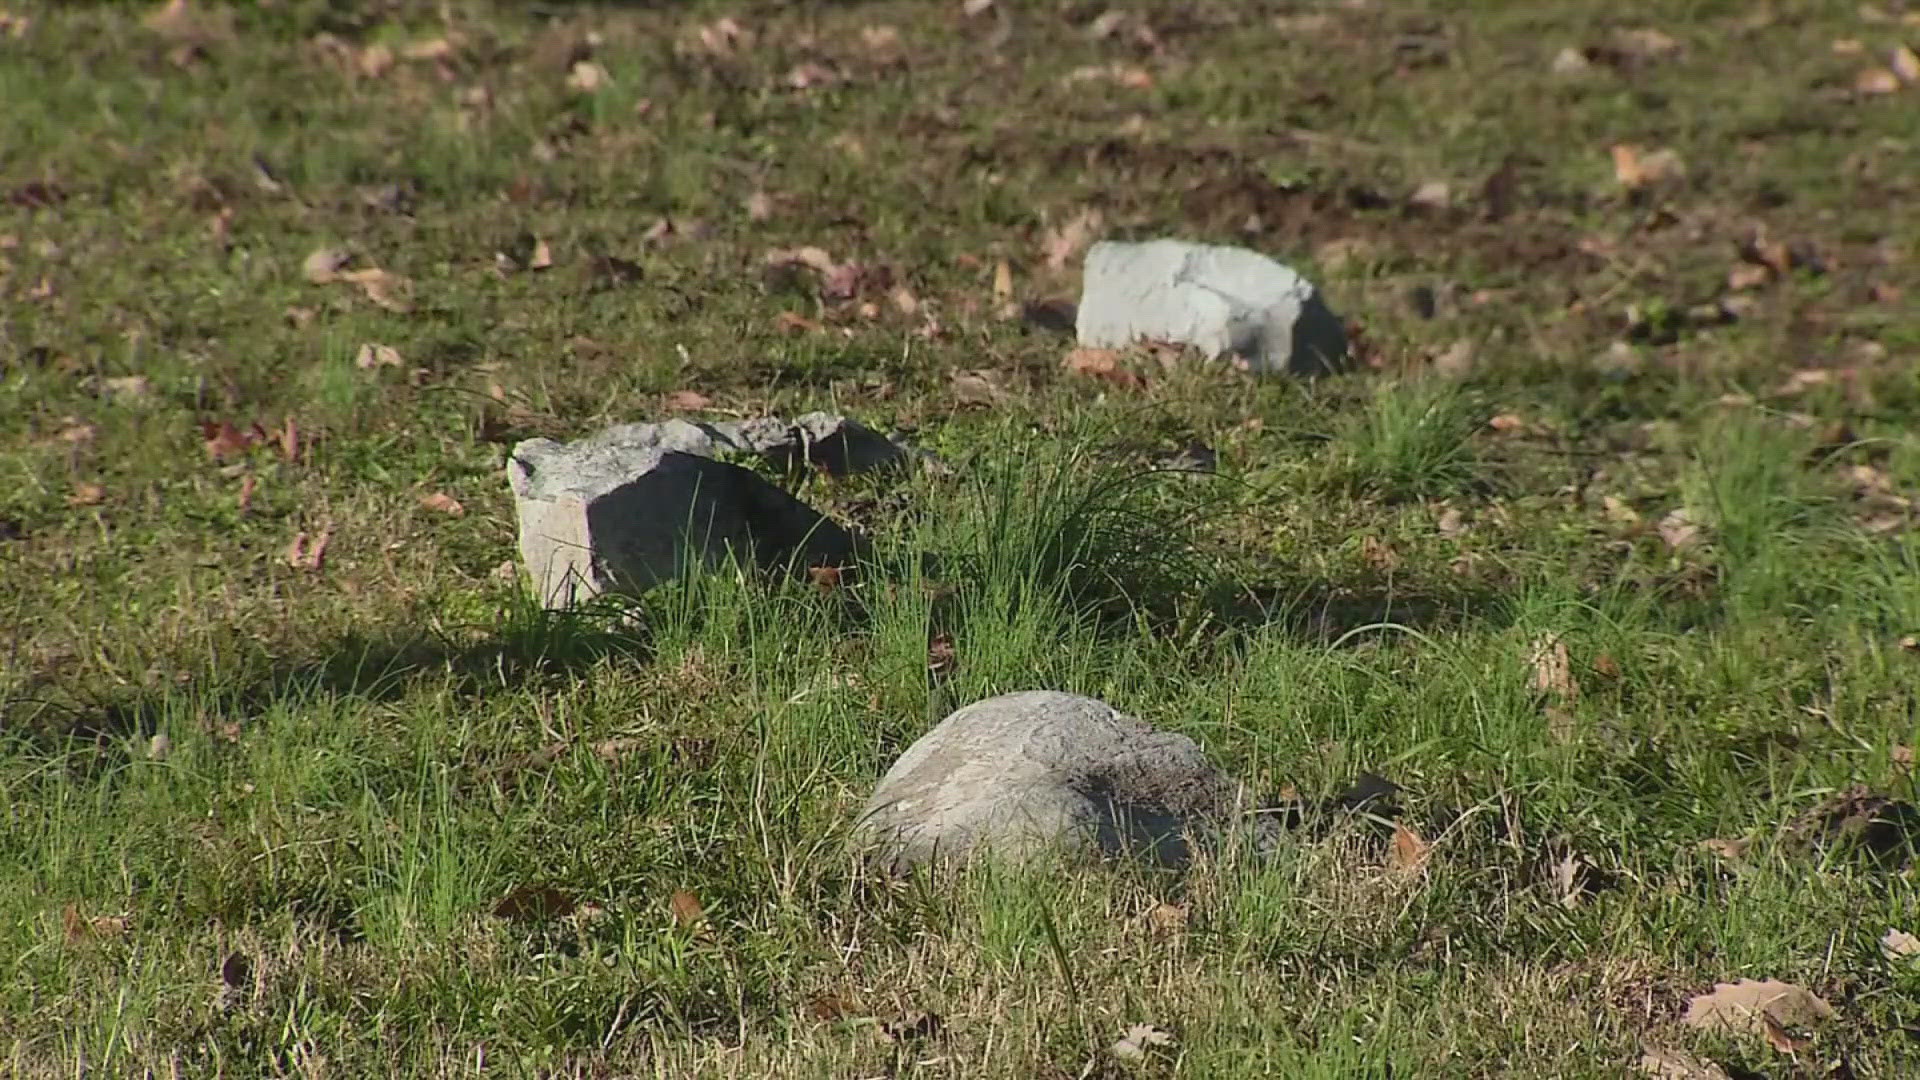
[508,418,874,608]
[1075,239,1347,376]
[855,690,1242,872]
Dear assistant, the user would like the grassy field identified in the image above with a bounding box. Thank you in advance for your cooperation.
[5,0,1920,1075]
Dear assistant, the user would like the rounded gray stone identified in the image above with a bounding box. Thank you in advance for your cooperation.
[855,690,1238,871]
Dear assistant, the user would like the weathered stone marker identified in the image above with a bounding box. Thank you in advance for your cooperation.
[1076,239,1348,376]
[856,690,1242,872]
[508,413,898,607]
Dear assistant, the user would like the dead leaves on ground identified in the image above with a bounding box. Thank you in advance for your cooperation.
[303,245,414,312]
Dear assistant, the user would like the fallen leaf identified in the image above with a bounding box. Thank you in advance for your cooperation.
[745,190,773,221]
[1761,1014,1808,1055]
[1880,928,1920,962]
[527,237,553,271]
[354,343,402,370]
[58,421,98,445]
[1635,1046,1732,1079]
[1146,902,1189,935]
[1657,508,1699,550]
[1856,67,1903,94]
[889,285,919,316]
[927,632,957,678]
[784,61,839,90]
[1111,1023,1176,1063]
[1612,144,1684,189]
[1062,347,1145,390]
[100,375,152,403]
[492,885,577,921]
[1436,506,1465,537]
[664,390,712,411]
[1529,633,1580,702]
[1894,45,1920,83]
[1614,27,1680,59]
[807,993,852,1021]
[1487,412,1529,434]
[237,473,256,512]
[201,420,262,460]
[339,268,413,313]
[565,59,609,92]
[991,259,1014,303]
[60,904,129,942]
[67,482,105,507]
[807,565,843,593]
[419,491,465,517]
[1683,980,1834,1037]
[1387,823,1431,876]
[302,245,352,283]
[1408,180,1452,211]
[949,369,1007,406]
[774,311,823,334]
[1361,535,1401,573]
[276,417,300,463]
[357,42,394,78]
[880,1011,942,1043]
[667,888,704,927]
[1040,208,1102,271]
[1698,837,1750,861]
[1592,653,1621,678]
[285,526,333,572]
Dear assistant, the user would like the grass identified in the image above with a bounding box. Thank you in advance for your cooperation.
[4,0,1920,1075]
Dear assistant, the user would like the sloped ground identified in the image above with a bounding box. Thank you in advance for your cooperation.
[3,1,1919,1075]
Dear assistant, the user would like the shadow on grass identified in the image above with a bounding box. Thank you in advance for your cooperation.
[3,599,652,757]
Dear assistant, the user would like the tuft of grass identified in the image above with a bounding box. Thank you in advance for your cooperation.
[1331,380,1484,501]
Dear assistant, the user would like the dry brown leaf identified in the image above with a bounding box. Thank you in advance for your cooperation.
[1040,208,1103,271]
[1727,262,1772,291]
[927,632,957,678]
[1612,144,1684,189]
[67,482,105,507]
[1361,535,1401,573]
[1760,1014,1808,1055]
[100,375,152,403]
[1614,27,1680,59]
[566,60,609,92]
[237,473,256,512]
[745,190,773,221]
[1698,837,1750,861]
[1487,412,1529,434]
[419,491,465,517]
[1388,823,1431,876]
[1635,1046,1731,1079]
[285,526,333,572]
[1529,634,1580,701]
[774,311,823,334]
[61,904,130,943]
[1856,67,1903,94]
[1657,508,1699,550]
[527,238,553,271]
[785,62,839,90]
[1894,44,1920,83]
[492,885,577,921]
[1881,927,1920,962]
[354,343,402,370]
[949,369,1007,406]
[667,888,705,927]
[991,259,1014,303]
[664,390,712,411]
[302,245,352,283]
[340,268,413,313]
[1111,1023,1176,1063]
[1682,980,1834,1037]
[201,420,263,460]
[357,42,394,78]
[1436,506,1465,537]
[807,565,843,593]
[1146,901,1189,935]
[1062,347,1145,390]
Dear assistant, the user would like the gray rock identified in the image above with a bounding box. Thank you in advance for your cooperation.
[562,412,909,478]
[855,691,1242,871]
[1076,239,1348,376]
[509,437,858,608]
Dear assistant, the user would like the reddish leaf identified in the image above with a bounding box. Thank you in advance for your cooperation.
[419,491,465,516]
[668,888,705,927]
[492,885,577,921]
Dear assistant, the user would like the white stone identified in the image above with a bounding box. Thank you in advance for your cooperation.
[1075,239,1347,376]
